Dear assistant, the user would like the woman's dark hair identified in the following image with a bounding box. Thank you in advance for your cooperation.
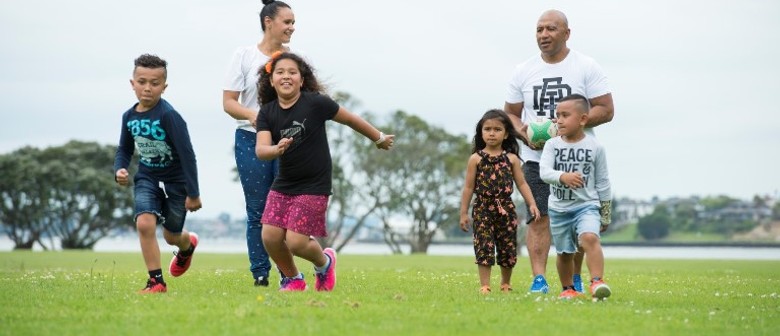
[471,109,520,155]
[260,0,292,32]
[257,52,326,105]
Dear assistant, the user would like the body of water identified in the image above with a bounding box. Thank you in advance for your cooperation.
[1,236,779,260]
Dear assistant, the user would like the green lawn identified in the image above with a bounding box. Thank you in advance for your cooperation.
[1,251,778,335]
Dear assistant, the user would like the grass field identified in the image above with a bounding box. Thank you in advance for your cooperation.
[1,251,778,336]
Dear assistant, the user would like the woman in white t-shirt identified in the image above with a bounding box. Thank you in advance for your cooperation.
[222,0,295,287]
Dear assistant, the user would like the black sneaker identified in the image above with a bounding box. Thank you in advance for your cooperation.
[254,276,269,287]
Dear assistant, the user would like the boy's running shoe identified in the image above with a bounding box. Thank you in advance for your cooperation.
[254,275,269,287]
[480,285,491,294]
[558,288,580,300]
[500,284,513,293]
[573,274,584,293]
[529,275,549,294]
[315,248,337,291]
[590,279,612,300]
[280,274,307,292]
[138,278,167,294]
[170,232,198,277]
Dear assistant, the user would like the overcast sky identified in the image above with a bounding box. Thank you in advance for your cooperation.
[1,0,778,219]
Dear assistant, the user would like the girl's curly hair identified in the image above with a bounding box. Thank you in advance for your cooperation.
[257,52,326,105]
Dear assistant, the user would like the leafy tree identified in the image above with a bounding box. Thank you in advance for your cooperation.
[773,200,780,220]
[0,141,135,250]
[637,205,671,240]
[671,200,698,231]
[38,141,135,249]
[354,111,470,253]
[317,92,384,252]
[699,195,736,210]
[0,147,49,249]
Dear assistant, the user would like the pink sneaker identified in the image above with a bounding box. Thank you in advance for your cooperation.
[169,232,198,277]
[315,248,337,291]
[280,275,307,292]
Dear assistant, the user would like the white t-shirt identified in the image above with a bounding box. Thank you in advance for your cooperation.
[539,134,612,212]
[223,45,269,132]
[505,50,611,162]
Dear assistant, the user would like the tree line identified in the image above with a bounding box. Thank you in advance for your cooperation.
[0,92,474,252]
[0,141,136,249]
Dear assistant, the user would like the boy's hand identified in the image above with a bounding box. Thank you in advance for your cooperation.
[376,134,395,150]
[115,168,129,186]
[560,172,584,189]
[185,197,202,212]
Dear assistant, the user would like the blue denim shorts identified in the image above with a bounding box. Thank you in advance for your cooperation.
[133,176,187,233]
[549,203,601,254]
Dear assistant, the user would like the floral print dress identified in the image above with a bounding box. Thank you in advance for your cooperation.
[471,150,518,268]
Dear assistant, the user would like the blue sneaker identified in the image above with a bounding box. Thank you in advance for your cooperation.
[573,274,584,293]
[529,275,549,294]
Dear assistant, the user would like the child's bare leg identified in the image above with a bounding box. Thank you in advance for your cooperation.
[557,253,574,288]
[285,231,327,268]
[579,233,604,279]
[573,246,585,276]
[526,216,551,277]
[162,229,191,251]
[262,224,298,277]
[499,266,512,286]
[478,265,491,287]
[137,213,160,270]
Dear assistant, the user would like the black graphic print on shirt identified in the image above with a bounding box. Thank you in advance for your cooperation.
[551,147,593,201]
[533,77,572,119]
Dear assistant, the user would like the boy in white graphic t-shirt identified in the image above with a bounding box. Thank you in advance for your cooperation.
[540,94,613,300]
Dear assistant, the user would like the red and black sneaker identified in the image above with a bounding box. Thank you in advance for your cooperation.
[138,278,167,294]
[169,232,198,277]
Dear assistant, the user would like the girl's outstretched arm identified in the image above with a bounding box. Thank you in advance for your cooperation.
[255,130,292,160]
[332,107,394,150]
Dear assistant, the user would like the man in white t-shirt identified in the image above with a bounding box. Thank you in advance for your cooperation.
[504,9,615,294]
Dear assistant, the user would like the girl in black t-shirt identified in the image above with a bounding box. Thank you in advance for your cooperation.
[254,52,394,292]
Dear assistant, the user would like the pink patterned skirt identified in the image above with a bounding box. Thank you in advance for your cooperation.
[261,190,330,237]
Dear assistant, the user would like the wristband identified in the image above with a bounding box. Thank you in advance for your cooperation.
[599,200,612,225]
[375,132,386,145]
